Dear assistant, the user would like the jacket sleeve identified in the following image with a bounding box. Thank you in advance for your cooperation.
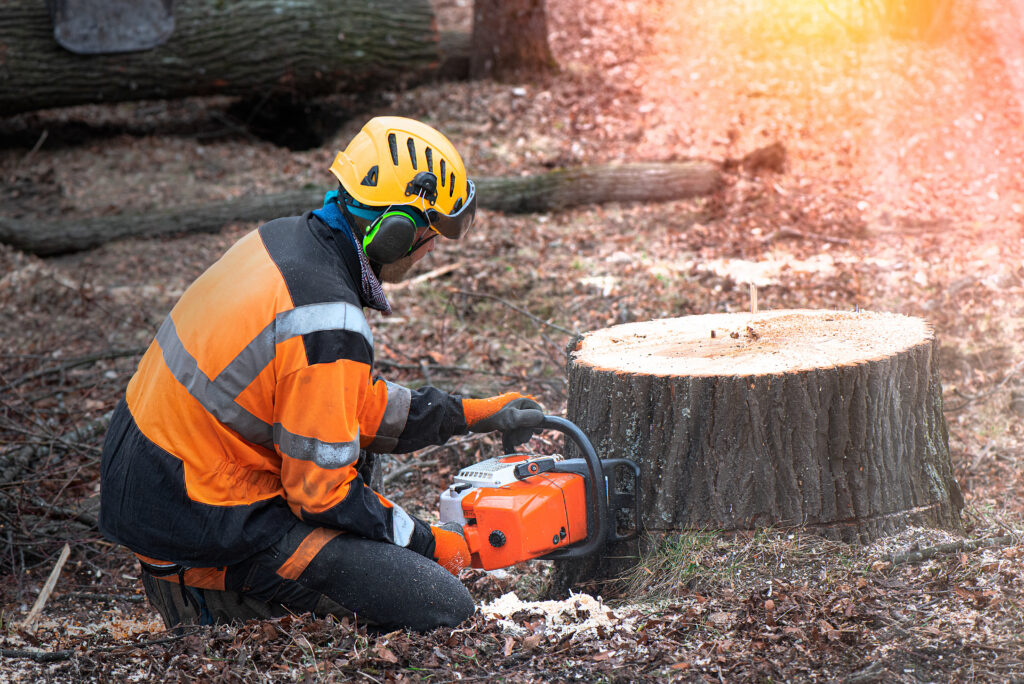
[359,377,468,454]
[274,360,434,555]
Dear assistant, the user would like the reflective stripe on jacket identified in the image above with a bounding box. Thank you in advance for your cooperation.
[99,213,467,566]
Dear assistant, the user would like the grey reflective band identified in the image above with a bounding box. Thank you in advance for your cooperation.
[390,504,415,547]
[365,381,411,453]
[214,322,277,398]
[155,317,275,450]
[277,301,373,349]
[155,301,373,453]
[216,301,373,395]
[273,423,361,469]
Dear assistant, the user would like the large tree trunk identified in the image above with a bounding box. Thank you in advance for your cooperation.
[0,0,439,117]
[553,310,963,594]
[470,0,555,81]
[0,161,722,255]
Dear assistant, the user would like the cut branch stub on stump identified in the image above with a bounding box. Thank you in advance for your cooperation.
[555,309,963,593]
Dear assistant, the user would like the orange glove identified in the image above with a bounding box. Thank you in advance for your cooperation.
[431,524,471,575]
[462,392,544,452]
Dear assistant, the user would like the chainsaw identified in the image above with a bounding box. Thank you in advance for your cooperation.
[439,416,641,570]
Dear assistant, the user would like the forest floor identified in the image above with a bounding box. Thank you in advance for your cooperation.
[2,0,1024,681]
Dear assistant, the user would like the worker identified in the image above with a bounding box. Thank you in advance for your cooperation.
[98,116,544,632]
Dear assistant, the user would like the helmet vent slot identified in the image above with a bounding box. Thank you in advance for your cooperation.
[388,133,399,165]
[449,173,456,196]
[407,138,418,169]
[360,165,379,187]
[440,160,446,185]
[425,147,433,172]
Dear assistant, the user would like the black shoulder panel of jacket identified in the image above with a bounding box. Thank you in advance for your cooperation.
[258,214,372,367]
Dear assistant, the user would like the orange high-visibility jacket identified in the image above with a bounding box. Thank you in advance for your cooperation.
[99,213,467,565]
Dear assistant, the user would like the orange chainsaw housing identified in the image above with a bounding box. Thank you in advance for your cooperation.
[460,473,589,570]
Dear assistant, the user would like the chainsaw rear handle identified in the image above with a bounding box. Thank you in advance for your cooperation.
[527,416,610,560]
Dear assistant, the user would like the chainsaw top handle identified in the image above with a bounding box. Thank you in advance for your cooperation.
[528,416,610,560]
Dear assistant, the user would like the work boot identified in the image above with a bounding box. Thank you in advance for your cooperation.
[140,570,206,629]
[141,569,292,627]
[201,589,291,623]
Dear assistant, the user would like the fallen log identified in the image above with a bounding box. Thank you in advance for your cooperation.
[476,161,721,214]
[0,0,440,117]
[551,310,963,593]
[0,161,722,256]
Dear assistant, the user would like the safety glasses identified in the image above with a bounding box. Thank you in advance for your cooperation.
[374,178,477,255]
[424,180,477,240]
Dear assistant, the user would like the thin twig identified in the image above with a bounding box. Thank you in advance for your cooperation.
[1,628,201,663]
[383,434,488,485]
[23,129,48,164]
[385,261,462,291]
[0,411,112,483]
[21,543,71,630]
[418,360,434,386]
[0,647,75,663]
[5,347,145,390]
[414,433,488,459]
[946,357,1024,412]
[27,495,99,527]
[884,535,1017,566]
[374,359,562,388]
[761,226,851,246]
[383,459,439,486]
[452,290,579,337]
[62,591,146,604]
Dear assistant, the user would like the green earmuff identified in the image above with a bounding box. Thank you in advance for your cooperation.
[362,209,418,264]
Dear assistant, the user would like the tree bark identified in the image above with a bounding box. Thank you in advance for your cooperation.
[0,161,722,255]
[552,310,963,593]
[0,0,440,117]
[470,0,556,81]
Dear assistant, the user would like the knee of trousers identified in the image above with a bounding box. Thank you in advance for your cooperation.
[402,575,476,632]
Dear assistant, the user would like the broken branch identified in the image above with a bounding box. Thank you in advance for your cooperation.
[452,290,578,337]
[20,543,70,630]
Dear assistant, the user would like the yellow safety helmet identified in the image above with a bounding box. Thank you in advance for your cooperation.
[329,116,476,240]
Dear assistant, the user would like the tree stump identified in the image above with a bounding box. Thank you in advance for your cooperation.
[554,310,963,592]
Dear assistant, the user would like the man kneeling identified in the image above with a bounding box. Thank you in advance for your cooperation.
[99,117,542,631]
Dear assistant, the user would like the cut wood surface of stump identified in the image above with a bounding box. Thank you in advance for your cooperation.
[556,309,963,591]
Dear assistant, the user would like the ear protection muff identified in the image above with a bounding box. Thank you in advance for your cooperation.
[362,209,417,264]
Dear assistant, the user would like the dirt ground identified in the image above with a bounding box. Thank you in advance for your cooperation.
[2,0,1024,681]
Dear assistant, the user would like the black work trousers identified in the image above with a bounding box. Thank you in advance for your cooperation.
[142,521,475,633]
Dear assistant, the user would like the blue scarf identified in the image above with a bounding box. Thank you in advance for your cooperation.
[313,191,392,316]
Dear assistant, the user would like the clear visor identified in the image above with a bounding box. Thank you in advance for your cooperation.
[425,180,477,240]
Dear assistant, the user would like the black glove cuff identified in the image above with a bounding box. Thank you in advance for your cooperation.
[406,515,436,558]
